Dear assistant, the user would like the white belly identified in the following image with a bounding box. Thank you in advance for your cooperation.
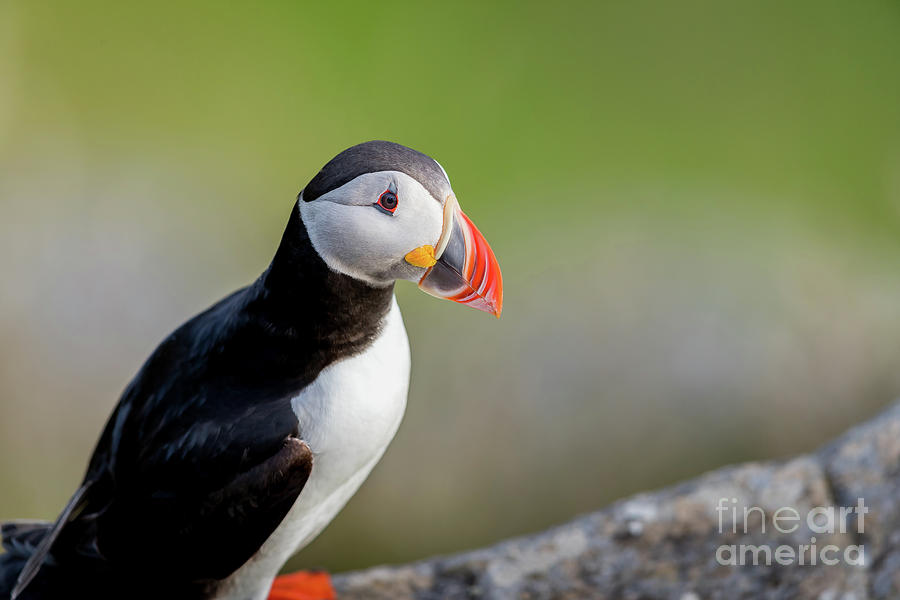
[216,297,410,600]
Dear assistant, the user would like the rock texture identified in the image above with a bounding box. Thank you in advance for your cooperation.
[333,401,900,599]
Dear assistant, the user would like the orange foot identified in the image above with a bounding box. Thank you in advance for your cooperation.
[268,571,336,600]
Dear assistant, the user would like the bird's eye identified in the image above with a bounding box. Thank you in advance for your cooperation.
[374,190,398,215]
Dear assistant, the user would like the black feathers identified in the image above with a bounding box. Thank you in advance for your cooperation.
[5,204,395,598]
[10,484,91,598]
[302,140,450,204]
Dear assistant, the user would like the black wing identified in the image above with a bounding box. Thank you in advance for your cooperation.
[93,436,314,581]
[15,283,321,593]
[14,210,395,595]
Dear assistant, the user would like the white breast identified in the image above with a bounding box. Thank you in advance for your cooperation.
[216,297,410,600]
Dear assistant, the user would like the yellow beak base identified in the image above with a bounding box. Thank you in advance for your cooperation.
[405,245,437,268]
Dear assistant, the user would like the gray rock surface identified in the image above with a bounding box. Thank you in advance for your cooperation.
[332,401,900,599]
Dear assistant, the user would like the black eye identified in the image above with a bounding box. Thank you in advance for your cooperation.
[375,190,398,214]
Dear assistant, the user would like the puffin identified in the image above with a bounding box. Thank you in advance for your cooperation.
[0,140,502,600]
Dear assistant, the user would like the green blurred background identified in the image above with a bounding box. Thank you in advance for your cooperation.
[2,0,900,574]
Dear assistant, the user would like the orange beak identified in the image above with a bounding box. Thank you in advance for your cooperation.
[417,196,503,317]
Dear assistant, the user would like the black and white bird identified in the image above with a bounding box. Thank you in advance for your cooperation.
[0,141,502,600]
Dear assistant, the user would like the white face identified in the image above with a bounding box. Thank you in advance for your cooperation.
[298,170,448,286]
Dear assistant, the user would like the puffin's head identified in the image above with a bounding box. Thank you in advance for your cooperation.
[298,141,502,316]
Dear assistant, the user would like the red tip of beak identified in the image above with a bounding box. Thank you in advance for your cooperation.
[417,204,503,317]
[454,211,503,317]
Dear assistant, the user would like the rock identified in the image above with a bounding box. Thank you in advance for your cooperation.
[332,401,900,599]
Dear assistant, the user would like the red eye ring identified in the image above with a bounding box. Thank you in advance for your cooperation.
[375,189,398,214]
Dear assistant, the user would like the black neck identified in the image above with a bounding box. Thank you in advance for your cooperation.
[221,205,395,391]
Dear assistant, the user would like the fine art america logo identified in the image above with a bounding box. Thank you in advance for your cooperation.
[715,497,867,566]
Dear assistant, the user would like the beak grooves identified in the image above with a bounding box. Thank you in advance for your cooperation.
[417,200,503,317]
